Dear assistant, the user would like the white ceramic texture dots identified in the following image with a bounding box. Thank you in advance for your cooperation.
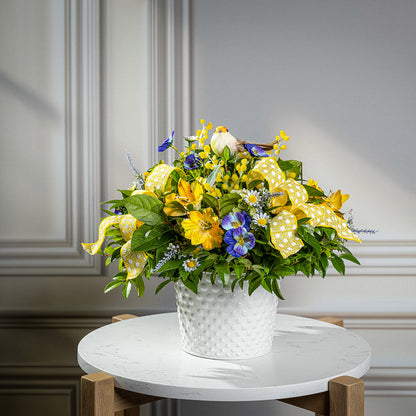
[174,273,278,359]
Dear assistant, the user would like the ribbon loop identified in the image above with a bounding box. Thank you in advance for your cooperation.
[121,240,147,279]
[270,211,304,258]
[278,178,308,208]
[299,204,361,242]
[248,157,360,257]
[82,213,148,278]
[248,157,286,192]
[145,164,176,192]
[82,216,122,255]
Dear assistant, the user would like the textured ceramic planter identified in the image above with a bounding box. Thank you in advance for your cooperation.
[174,273,278,359]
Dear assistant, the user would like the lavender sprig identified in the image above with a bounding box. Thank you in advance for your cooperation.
[126,152,145,189]
[152,244,181,273]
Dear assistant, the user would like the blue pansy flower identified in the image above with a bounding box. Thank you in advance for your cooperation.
[158,130,175,152]
[241,211,251,229]
[244,143,269,157]
[224,227,256,257]
[184,153,201,170]
[221,211,250,231]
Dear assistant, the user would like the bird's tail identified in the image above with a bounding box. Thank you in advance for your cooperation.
[236,139,278,152]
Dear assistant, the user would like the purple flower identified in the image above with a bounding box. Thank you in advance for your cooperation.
[222,211,251,231]
[244,143,269,157]
[158,130,175,152]
[224,227,255,257]
[184,153,201,170]
[241,211,251,229]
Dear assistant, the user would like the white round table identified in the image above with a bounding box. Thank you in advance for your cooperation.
[77,313,371,401]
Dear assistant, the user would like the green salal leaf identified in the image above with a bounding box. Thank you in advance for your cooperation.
[104,245,115,255]
[330,255,346,275]
[104,280,123,293]
[118,189,133,198]
[303,185,325,197]
[233,262,245,280]
[261,278,272,293]
[130,223,173,252]
[296,217,312,226]
[320,254,329,271]
[122,281,132,299]
[123,194,165,225]
[101,199,123,206]
[110,247,121,262]
[219,193,241,217]
[112,272,128,281]
[299,262,312,277]
[252,264,266,277]
[101,208,116,216]
[179,269,190,281]
[248,276,262,296]
[322,227,337,240]
[202,193,218,211]
[134,276,145,298]
[223,145,231,161]
[156,258,183,273]
[105,228,122,237]
[272,265,295,277]
[193,258,216,275]
[214,261,231,286]
[248,179,264,190]
[182,274,199,294]
[297,228,321,253]
[272,279,285,300]
[155,279,171,295]
[231,276,240,292]
[277,159,302,179]
[340,253,360,265]
[239,257,252,269]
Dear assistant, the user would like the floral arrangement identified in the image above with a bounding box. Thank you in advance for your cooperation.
[82,120,361,299]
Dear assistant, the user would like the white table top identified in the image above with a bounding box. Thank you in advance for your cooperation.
[77,313,371,401]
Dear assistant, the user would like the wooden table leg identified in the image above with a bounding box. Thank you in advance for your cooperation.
[112,314,138,323]
[81,372,115,416]
[329,376,364,416]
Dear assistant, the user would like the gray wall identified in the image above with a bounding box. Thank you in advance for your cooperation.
[0,0,415,415]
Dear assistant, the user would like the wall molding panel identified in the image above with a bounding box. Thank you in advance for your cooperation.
[0,0,102,276]
[148,0,192,166]
[0,377,79,416]
[365,367,416,397]
[342,238,416,277]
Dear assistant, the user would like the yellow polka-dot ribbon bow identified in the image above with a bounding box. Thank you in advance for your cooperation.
[145,164,176,192]
[83,165,180,277]
[82,190,156,279]
[248,158,361,258]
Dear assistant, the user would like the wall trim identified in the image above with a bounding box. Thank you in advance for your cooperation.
[0,0,102,276]
[148,0,192,166]
[0,377,79,416]
[365,366,416,397]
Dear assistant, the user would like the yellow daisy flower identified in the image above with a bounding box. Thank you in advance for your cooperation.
[181,208,223,250]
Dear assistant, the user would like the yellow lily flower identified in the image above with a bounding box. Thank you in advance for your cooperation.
[322,190,349,216]
[181,208,223,250]
[163,179,204,216]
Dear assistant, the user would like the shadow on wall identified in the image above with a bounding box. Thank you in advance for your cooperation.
[0,69,61,123]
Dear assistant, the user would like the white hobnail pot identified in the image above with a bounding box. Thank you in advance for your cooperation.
[174,273,278,360]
